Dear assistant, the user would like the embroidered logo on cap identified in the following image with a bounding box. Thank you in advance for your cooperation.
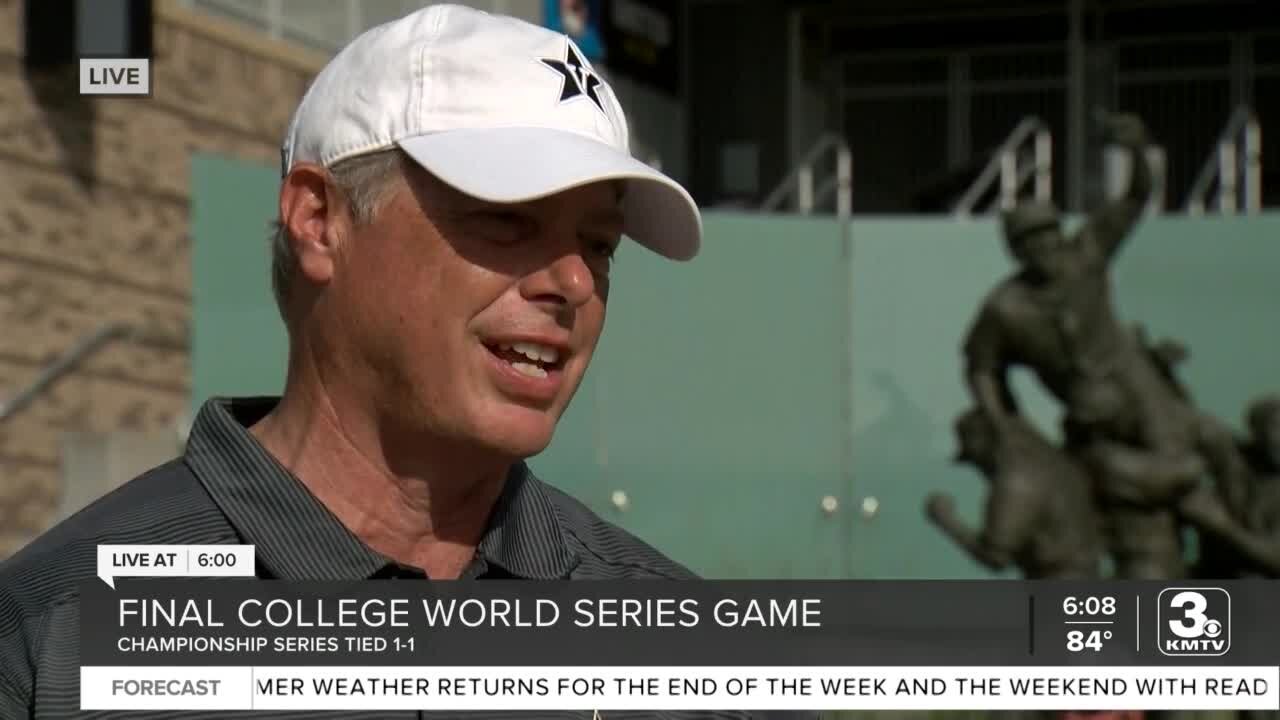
[540,39,605,114]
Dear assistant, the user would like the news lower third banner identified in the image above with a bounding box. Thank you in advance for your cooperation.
[80,546,1280,712]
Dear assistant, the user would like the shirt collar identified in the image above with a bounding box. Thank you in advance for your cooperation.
[184,397,578,581]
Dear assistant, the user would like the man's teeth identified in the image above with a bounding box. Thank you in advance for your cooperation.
[499,342,560,364]
[510,361,548,379]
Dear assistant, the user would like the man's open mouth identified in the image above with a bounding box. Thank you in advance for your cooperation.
[485,341,564,379]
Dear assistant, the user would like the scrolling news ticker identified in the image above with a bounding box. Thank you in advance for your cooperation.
[83,547,1280,712]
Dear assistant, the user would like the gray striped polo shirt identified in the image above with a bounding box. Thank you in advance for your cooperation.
[1,398,803,719]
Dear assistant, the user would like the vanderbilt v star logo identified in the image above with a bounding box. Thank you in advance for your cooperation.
[540,40,606,114]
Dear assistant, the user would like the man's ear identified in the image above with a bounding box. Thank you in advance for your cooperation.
[280,163,348,287]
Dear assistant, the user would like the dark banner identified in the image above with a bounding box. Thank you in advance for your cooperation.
[81,579,1275,667]
[541,0,681,93]
[601,0,681,94]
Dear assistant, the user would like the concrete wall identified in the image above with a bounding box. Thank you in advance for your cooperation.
[0,0,324,558]
[57,430,186,523]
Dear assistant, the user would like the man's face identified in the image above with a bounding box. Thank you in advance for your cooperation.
[1008,226,1069,279]
[330,164,623,459]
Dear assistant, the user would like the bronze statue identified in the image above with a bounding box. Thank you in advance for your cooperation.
[926,408,1103,579]
[960,113,1251,578]
[1180,394,1280,578]
[1073,431,1204,579]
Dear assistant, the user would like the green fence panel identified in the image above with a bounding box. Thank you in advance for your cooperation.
[530,213,852,579]
[843,220,1051,580]
[1112,215,1280,425]
[190,154,287,414]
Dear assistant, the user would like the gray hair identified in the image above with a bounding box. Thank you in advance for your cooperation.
[270,149,407,319]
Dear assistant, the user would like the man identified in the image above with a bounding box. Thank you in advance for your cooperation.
[961,113,1250,548]
[925,408,1103,579]
[0,6,772,719]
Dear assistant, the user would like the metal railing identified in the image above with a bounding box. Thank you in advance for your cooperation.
[1186,105,1262,216]
[0,323,187,424]
[760,133,854,219]
[953,116,1053,217]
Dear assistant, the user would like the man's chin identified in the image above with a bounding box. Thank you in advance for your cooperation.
[471,406,559,459]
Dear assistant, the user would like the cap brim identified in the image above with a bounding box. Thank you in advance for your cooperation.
[397,127,701,261]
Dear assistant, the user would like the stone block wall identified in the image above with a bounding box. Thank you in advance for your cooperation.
[0,0,324,557]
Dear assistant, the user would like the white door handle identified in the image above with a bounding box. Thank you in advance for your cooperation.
[820,495,839,515]
[611,490,630,511]
[861,496,880,519]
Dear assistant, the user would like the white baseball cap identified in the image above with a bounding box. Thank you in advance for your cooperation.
[281,3,701,261]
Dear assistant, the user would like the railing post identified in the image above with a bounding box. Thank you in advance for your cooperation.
[954,117,1051,216]
[1146,146,1167,215]
[836,146,853,219]
[1182,105,1261,216]
[999,149,1018,210]
[797,165,814,214]
[1245,116,1261,214]
[1034,129,1052,203]
[1218,139,1237,215]
[759,133,853,215]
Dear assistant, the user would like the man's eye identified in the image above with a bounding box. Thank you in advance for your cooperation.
[592,240,617,259]
[473,211,530,242]
[481,211,524,226]
[587,239,620,268]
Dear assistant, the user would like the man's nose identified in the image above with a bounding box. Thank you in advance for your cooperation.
[520,251,596,311]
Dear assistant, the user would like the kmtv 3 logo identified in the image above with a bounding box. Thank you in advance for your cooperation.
[1158,588,1230,656]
